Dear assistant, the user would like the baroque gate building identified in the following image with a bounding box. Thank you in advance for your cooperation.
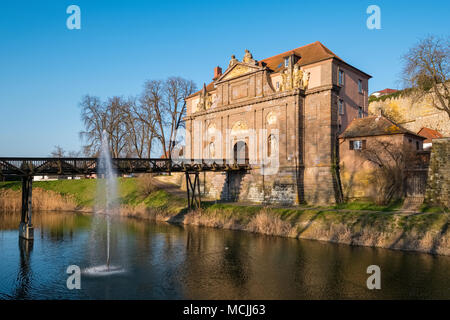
[183,41,371,204]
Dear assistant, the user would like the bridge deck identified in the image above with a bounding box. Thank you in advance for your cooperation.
[0,157,249,177]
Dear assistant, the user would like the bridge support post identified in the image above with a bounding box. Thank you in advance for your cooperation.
[19,175,34,240]
[185,172,201,209]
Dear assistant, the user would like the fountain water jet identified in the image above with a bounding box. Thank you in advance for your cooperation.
[83,131,125,276]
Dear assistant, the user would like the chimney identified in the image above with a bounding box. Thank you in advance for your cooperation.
[213,66,222,80]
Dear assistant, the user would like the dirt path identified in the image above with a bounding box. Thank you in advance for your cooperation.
[152,177,187,199]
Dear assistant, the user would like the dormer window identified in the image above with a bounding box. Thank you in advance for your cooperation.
[284,57,289,68]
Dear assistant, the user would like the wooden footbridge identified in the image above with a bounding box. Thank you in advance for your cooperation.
[0,157,249,240]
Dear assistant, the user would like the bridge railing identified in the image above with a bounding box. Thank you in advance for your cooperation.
[0,157,250,177]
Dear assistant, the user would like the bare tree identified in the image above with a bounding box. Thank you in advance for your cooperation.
[79,76,196,159]
[140,80,166,157]
[79,95,106,156]
[67,150,81,157]
[122,97,151,158]
[50,145,66,158]
[164,77,197,156]
[360,140,416,205]
[104,96,128,158]
[79,95,128,157]
[402,35,450,118]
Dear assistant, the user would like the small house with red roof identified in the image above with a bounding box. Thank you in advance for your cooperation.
[338,115,426,201]
[370,88,398,98]
[417,127,443,150]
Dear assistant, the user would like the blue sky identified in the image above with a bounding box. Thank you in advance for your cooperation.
[0,0,448,156]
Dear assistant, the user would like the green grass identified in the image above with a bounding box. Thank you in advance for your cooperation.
[0,178,186,211]
[419,204,447,214]
[201,202,448,235]
[201,202,389,226]
[332,199,403,212]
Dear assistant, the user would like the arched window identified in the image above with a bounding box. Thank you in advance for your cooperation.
[267,134,276,158]
[268,135,272,157]
[209,142,215,158]
[233,141,248,164]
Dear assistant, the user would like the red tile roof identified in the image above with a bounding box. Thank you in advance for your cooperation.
[417,127,443,143]
[340,115,426,139]
[186,81,215,99]
[259,41,341,72]
[378,88,398,94]
[187,41,371,99]
[371,88,398,96]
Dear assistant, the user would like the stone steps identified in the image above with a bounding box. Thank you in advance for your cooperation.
[402,196,425,212]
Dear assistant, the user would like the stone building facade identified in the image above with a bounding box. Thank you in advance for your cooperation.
[183,42,371,205]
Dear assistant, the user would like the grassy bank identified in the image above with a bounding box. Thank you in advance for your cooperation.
[0,178,448,255]
[0,178,186,212]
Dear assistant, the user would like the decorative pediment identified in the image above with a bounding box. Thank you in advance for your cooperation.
[216,50,264,83]
[222,64,259,81]
[216,63,262,82]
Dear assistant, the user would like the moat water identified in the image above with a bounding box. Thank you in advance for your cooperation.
[0,211,449,299]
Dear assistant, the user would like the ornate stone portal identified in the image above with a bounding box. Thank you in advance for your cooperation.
[185,42,371,205]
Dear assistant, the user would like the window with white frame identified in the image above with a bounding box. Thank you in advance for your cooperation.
[350,140,366,150]
[284,57,289,68]
[338,99,344,115]
[338,69,344,86]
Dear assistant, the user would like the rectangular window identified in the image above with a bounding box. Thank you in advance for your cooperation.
[338,99,344,115]
[284,58,289,67]
[358,106,363,118]
[358,79,363,93]
[416,141,420,150]
[350,140,366,150]
[339,69,344,86]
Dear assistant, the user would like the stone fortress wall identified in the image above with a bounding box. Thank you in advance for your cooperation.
[425,138,450,208]
[369,93,450,136]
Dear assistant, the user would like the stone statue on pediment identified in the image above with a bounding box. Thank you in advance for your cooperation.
[293,65,303,89]
[205,94,212,109]
[243,49,257,65]
[281,69,293,91]
[229,55,238,67]
[243,49,253,63]
[302,71,310,89]
[196,83,210,111]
